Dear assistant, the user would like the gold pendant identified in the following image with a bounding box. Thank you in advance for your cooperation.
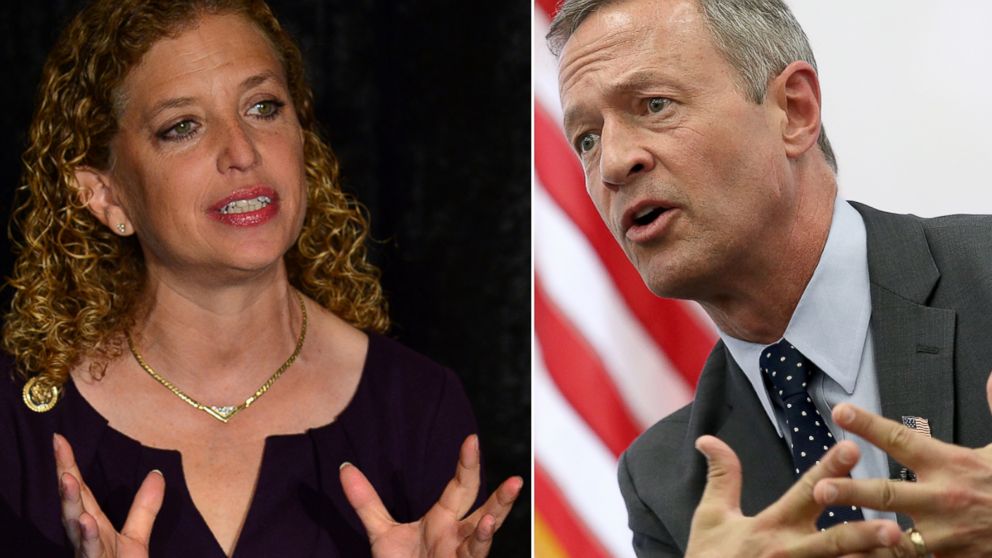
[22,376,61,413]
[204,405,240,423]
[128,290,307,424]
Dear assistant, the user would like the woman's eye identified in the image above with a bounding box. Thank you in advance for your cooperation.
[159,120,199,141]
[248,100,284,119]
[578,133,599,154]
[648,97,671,113]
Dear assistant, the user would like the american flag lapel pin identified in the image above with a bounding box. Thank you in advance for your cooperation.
[898,416,932,481]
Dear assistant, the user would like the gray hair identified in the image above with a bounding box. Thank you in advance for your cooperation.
[547,0,837,172]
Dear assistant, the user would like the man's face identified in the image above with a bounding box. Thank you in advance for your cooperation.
[558,0,797,301]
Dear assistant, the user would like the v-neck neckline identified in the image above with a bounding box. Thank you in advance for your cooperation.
[62,333,378,556]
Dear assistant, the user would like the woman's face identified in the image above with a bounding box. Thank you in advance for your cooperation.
[106,13,307,285]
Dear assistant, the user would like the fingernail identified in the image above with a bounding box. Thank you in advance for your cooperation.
[52,433,60,453]
[821,483,838,503]
[150,469,163,477]
[694,439,710,460]
[472,434,479,453]
[339,461,351,471]
[840,406,855,424]
[878,526,896,546]
[837,446,854,465]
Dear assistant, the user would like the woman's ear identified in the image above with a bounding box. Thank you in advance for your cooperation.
[74,167,134,236]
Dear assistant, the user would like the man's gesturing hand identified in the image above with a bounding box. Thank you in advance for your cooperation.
[813,396,992,557]
[685,435,902,558]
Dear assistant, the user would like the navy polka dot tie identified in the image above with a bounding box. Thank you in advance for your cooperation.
[761,339,864,530]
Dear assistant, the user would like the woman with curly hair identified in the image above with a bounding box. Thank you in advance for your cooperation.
[0,0,521,556]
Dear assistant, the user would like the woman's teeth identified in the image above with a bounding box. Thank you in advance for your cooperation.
[220,195,272,215]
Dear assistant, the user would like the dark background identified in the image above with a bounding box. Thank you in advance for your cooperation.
[0,1,530,555]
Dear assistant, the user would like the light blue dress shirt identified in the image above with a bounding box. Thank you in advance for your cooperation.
[719,195,897,522]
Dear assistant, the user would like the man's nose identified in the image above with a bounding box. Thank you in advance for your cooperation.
[599,120,653,189]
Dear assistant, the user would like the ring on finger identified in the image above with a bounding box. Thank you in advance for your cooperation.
[905,527,928,557]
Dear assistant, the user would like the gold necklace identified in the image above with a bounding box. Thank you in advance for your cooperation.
[126,291,308,423]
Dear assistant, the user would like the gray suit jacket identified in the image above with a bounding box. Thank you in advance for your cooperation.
[618,202,992,556]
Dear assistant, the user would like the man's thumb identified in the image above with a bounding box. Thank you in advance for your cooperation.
[695,435,743,511]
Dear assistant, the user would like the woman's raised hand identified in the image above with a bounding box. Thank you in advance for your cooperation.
[54,434,165,558]
[340,435,523,557]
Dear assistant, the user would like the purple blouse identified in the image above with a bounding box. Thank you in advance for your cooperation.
[0,332,480,557]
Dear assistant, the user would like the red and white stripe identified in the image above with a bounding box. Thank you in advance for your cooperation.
[533,2,717,555]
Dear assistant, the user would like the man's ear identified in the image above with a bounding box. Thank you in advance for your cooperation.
[74,167,134,236]
[768,61,823,161]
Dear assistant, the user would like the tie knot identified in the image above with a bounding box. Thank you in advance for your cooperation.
[760,339,813,400]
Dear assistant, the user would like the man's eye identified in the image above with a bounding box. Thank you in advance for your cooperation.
[648,97,671,113]
[578,133,599,154]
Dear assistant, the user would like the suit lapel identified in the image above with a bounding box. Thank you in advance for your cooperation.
[663,344,794,547]
[854,202,956,476]
[694,345,795,517]
[717,360,796,516]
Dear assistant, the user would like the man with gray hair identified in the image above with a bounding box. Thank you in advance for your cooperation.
[549,0,992,556]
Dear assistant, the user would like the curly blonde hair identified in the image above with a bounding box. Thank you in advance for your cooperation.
[3,0,389,388]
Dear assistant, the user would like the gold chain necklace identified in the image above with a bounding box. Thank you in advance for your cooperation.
[126,291,307,423]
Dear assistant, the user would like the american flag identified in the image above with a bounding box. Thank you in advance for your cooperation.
[901,416,932,438]
[533,1,717,556]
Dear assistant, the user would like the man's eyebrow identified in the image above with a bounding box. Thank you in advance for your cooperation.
[562,69,686,133]
[614,69,674,91]
[562,106,583,138]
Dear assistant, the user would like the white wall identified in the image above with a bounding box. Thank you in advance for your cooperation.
[788,1,992,216]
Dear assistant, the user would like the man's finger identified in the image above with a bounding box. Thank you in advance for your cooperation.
[339,462,395,540]
[985,370,992,417]
[789,519,902,558]
[762,440,861,523]
[121,470,165,545]
[694,435,743,512]
[813,476,935,515]
[765,440,860,525]
[435,435,483,519]
[832,403,942,471]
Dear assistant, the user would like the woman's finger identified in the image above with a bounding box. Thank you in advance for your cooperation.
[54,434,102,515]
[435,435,482,519]
[463,475,523,528]
[457,514,496,558]
[339,462,395,541]
[78,511,105,558]
[59,472,84,547]
[121,470,165,546]
[54,433,83,482]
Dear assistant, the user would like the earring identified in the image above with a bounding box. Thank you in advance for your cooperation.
[116,223,127,234]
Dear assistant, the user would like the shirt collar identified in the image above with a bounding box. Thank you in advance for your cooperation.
[719,197,871,436]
